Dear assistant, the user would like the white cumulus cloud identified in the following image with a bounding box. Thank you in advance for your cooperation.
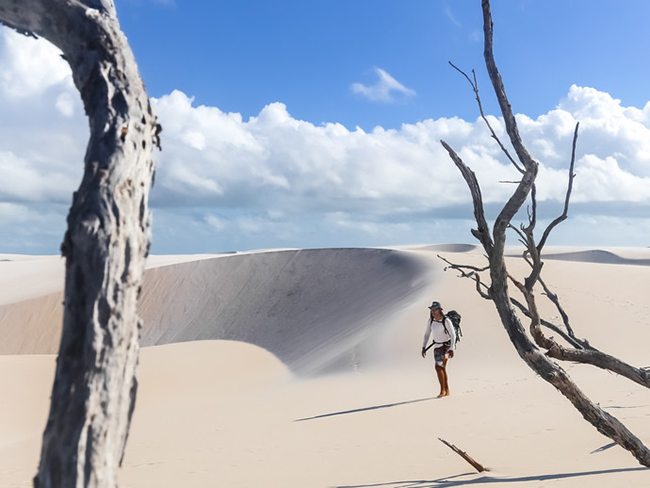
[351,68,417,103]
[2,28,650,253]
[0,29,73,99]
[144,86,650,250]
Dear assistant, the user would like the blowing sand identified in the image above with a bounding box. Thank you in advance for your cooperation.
[1,245,649,487]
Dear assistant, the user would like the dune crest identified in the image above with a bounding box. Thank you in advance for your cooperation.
[138,248,434,375]
[410,243,478,253]
[541,249,650,266]
[0,248,434,375]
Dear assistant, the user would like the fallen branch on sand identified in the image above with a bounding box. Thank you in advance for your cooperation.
[439,438,488,473]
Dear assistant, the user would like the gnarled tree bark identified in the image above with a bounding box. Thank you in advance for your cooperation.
[440,0,650,468]
[0,1,158,486]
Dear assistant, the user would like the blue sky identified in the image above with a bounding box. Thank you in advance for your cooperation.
[116,0,650,130]
[1,1,650,254]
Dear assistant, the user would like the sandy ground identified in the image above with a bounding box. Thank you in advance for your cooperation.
[1,245,649,487]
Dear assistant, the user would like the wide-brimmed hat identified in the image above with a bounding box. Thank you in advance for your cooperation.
[428,301,442,310]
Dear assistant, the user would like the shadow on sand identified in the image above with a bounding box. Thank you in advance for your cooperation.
[333,466,648,487]
[294,397,436,422]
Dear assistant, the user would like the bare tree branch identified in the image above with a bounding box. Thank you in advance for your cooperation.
[537,122,580,253]
[441,241,650,394]
[448,61,524,174]
[546,341,650,389]
[440,140,494,253]
[437,0,650,468]
[508,297,588,349]
[439,438,489,473]
[438,254,492,300]
[0,1,158,486]
[537,275,580,340]
[520,240,588,348]
[481,1,536,173]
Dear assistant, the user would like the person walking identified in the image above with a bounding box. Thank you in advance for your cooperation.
[421,301,456,397]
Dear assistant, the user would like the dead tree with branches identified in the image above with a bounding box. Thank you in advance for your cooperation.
[0,1,159,486]
[440,0,650,468]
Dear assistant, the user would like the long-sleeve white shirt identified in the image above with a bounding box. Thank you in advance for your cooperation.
[423,316,456,351]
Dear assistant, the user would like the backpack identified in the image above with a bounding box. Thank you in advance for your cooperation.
[443,310,463,346]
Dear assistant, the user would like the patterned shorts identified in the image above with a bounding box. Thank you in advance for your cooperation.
[434,342,451,366]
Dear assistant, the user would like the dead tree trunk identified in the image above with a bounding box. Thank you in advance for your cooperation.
[440,0,650,468]
[0,1,158,486]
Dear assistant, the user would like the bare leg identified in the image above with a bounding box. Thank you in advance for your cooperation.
[435,365,449,397]
[441,366,450,396]
[435,357,450,397]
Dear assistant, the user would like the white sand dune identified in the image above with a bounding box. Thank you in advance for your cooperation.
[541,249,650,266]
[1,246,649,487]
[0,255,65,307]
[409,243,479,253]
[138,248,433,374]
[0,248,433,374]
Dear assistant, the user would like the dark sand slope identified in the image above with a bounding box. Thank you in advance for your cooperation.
[0,293,63,354]
[541,249,650,266]
[0,248,434,374]
[138,248,434,375]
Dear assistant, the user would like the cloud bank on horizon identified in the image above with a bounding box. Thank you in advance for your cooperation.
[0,27,649,254]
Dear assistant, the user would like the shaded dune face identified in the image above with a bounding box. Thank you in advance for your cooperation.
[138,248,433,375]
[541,249,650,266]
[0,293,64,355]
[0,249,433,374]
[412,244,477,253]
